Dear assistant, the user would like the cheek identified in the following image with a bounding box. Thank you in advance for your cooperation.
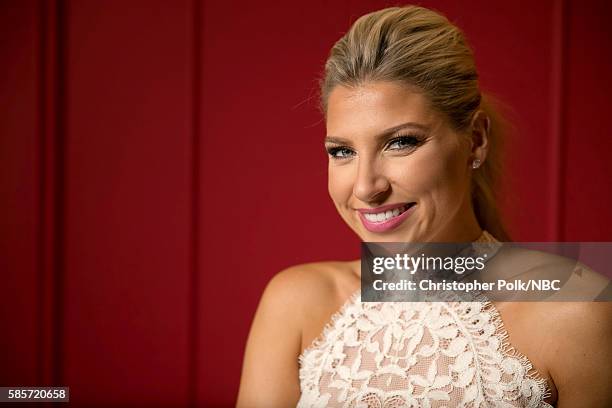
[393,142,469,205]
[327,165,354,205]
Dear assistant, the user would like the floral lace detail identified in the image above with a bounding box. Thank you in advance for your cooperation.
[297,233,553,408]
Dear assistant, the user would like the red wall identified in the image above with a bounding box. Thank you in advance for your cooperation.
[1,0,611,406]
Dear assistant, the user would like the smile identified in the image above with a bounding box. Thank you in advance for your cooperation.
[357,202,416,233]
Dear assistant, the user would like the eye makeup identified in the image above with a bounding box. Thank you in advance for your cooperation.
[325,145,355,159]
[325,132,427,160]
[384,133,425,151]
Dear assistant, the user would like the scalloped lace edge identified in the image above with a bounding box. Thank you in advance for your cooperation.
[480,299,554,407]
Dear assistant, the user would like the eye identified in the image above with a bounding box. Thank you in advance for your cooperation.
[326,146,355,159]
[386,135,421,151]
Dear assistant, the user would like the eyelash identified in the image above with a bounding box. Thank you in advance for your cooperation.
[326,134,422,160]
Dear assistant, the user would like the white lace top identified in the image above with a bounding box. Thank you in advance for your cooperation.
[297,233,553,408]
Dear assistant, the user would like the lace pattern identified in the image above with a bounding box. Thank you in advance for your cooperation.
[297,233,553,408]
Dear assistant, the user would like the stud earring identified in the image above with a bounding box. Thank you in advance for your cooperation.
[472,159,481,169]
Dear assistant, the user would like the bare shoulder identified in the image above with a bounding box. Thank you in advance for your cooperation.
[237,260,359,407]
[492,246,582,276]
[265,261,349,300]
[537,301,612,407]
[540,300,612,356]
[266,261,356,300]
[263,260,360,325]
[264,260,361,352]
[491,247,610,299]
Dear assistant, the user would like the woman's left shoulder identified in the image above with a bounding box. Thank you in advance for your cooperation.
[535,300,612,406]
[534,300,612,331]
[529,299,612,351]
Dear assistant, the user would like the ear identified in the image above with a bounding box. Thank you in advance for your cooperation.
[469,110,490,168]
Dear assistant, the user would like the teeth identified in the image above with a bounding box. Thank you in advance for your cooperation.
[364,213,377,222]
[363,205,410,223]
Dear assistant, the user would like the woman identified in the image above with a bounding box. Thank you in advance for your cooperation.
[237,5,611,407]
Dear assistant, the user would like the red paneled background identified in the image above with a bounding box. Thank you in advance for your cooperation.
[1,0,611,406]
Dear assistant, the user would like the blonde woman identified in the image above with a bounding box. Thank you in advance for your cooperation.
[237,5,612,407]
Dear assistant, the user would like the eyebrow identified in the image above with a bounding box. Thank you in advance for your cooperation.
[324,121,430,145]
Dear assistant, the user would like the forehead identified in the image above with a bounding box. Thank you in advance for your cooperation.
[326,81,439,137]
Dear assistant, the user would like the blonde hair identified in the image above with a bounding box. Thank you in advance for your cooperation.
[321,5,510,241]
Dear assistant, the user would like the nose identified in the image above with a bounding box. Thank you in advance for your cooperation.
[353,156,391,205]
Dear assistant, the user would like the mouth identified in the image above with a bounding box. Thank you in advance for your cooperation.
[356,202,416,233]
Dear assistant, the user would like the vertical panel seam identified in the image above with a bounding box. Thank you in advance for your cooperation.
[37,0,66,388]
[37,0,49,386]
[53,0,67,386]
[189,0,202,406]
[558,0,568,242]
[550,0,567,241]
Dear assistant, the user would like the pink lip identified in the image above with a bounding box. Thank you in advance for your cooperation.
[356,202,416,233]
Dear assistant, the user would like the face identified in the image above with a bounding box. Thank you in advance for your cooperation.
[325,81,482,243]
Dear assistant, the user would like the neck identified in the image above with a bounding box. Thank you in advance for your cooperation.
[429,208,483,243]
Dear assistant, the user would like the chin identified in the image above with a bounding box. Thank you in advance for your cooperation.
[357,227,413,243]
